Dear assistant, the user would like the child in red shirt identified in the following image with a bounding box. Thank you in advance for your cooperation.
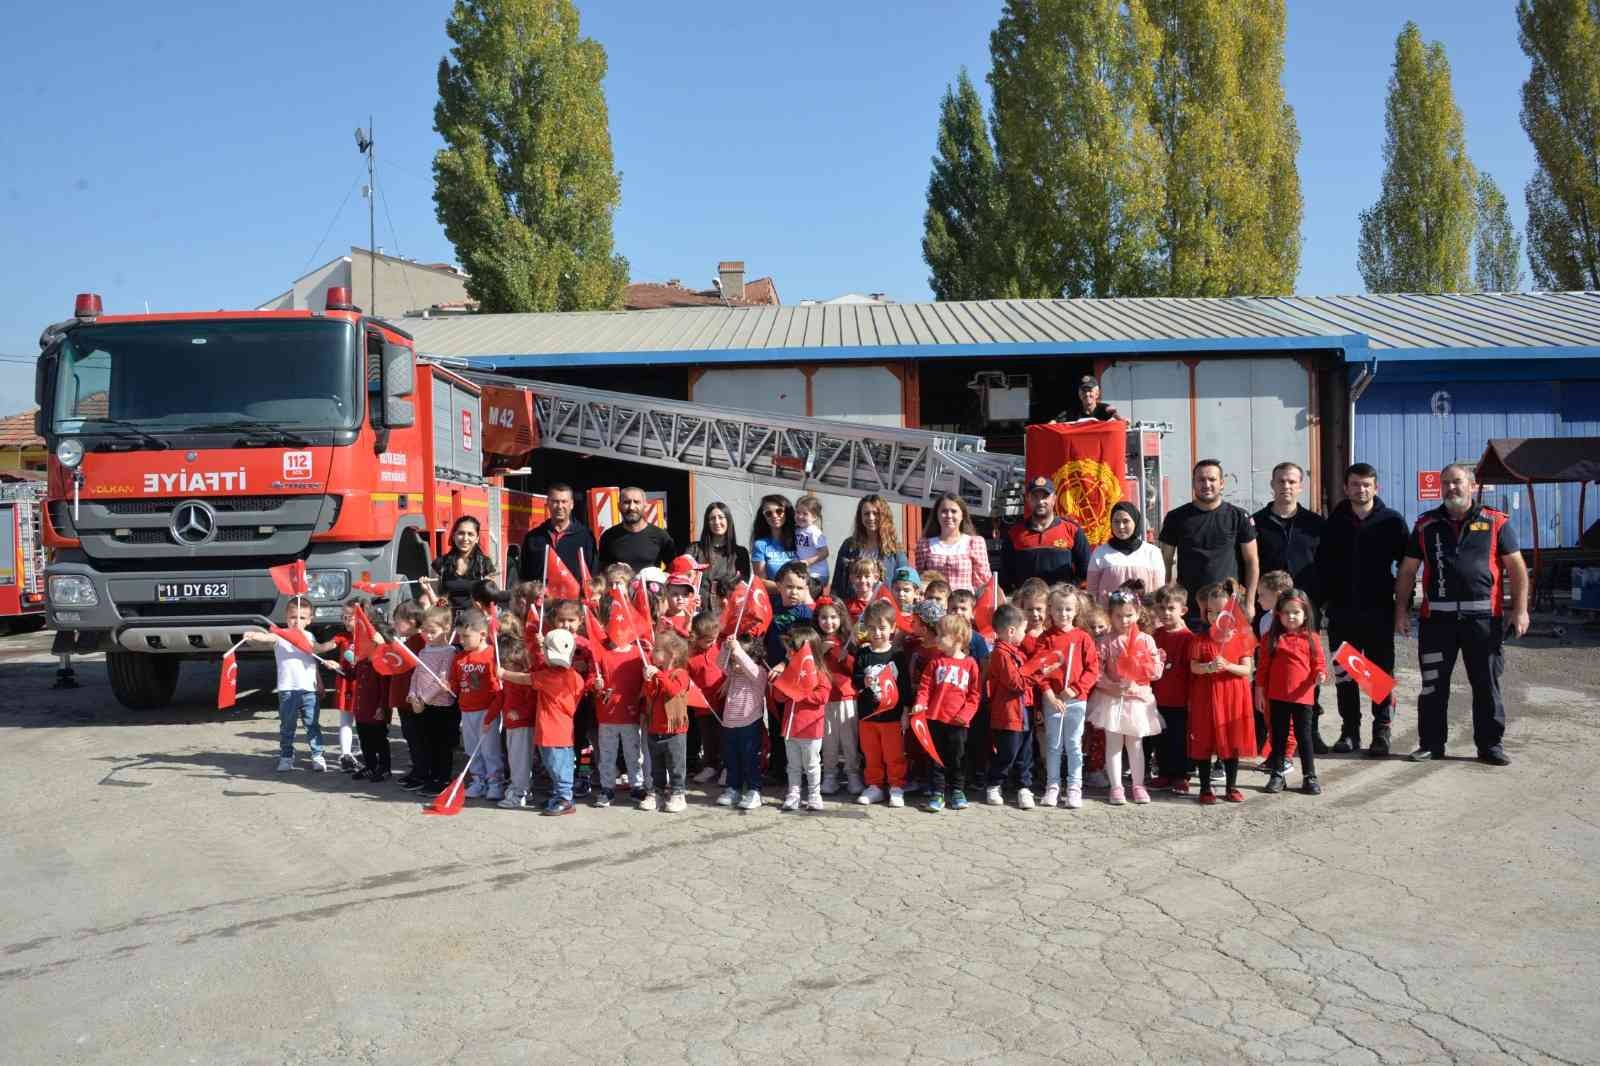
[531,628,587,815]
[450,610,505,802]
[325,601,363,771]
[590,601,648,807]
[641,630,693,812]
[685,613,725,786]
[494,636,537,808]
[1255,588,1325,796]
[813,599,861,796]
[844,557,883,625]
[769,624,833,811]
[1150,585,1196,792]
[1189,584,1255,804]
[983,604,1033,808]
[349,640,391,782]
[914,613,983,812]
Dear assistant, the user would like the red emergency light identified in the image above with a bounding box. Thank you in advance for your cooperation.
[326,286,356,311]
[74,293,103,319]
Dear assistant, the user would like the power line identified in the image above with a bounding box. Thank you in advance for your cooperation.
[300,164,366,276]
[376,175,417,314]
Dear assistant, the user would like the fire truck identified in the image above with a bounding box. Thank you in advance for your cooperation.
[35,289,1168,710]
[0,478,48,631]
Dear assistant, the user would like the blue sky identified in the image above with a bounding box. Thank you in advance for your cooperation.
[0,1,1540,414]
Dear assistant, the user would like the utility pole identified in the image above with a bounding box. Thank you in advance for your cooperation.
[356,119,375,314]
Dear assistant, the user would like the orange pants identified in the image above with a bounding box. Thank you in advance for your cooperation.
[859,719,907,788]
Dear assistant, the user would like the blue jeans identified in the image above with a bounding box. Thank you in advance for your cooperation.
[1036,699,1086,790]
[278,690,323,759]
[540,746,576,805]
[721,720,763,794]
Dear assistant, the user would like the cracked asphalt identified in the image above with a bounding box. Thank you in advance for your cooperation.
[2,625,1597,1065]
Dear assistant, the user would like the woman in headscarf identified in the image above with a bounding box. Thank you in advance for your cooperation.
[1086,501,1165,603]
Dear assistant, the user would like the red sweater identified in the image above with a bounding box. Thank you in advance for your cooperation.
[986,641,1032,731]
[326,632,353,711]
[592,642,646,725]
[532,665,585,746]
[770,663,831,740]
[450,646,501,712]
[1256,630,1325,705]
[350,661,389,725]
[387,633,425,708]
[843,596,869,624]
[1034,627,1100,699]
[1151,627,1193,707]
[686,646,726,715]
[499,681,534,731]
[916,654,983,726]
[644,666,691,735]
[822,636,857,700]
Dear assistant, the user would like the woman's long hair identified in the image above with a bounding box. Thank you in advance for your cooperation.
[851,494,901,555]
[697,501,741,557]
[750,493,796,551]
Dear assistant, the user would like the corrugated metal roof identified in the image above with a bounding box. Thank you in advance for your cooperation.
[405,291,1600,367]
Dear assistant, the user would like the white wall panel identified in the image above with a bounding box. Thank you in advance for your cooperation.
[1101,360,1191,518]
[808,366,904,560]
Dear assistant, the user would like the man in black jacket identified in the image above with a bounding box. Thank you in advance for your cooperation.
[1253,461,1329,754]
[518,483,596,586]
[1313,463,1409,756]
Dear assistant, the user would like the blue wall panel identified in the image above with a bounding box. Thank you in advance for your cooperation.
[1557,381,1600,545]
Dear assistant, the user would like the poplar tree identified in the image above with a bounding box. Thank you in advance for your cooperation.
[1474,174,1525,292]
[1357,23,1477,294]
[432,0,629,312]
[1145,0,1302,296]
[922,70,1017,299]
[987,0,1165,298]
[1517,0,1600,290]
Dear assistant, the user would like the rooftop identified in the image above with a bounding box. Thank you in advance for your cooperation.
[0,409,43,449]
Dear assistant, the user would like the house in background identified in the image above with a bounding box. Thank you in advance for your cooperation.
[625,260,779,310]
[0,410,45,478]
[259,247,473,320]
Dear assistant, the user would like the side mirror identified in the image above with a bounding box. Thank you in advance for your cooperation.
[34,350,56,439]
[385,398,415,429]
[380,342,416,429]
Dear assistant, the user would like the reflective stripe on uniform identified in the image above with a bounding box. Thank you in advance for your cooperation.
[1420,652,1445,664]
[1420,685,1435,695]
[1424,599,1493,614]
[1421,670,1438,680]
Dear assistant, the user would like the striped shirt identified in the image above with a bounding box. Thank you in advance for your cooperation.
[720,641,768,729]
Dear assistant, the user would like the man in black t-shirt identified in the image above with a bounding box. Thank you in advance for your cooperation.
[597,486,677,574]
[1158,459,1259,618]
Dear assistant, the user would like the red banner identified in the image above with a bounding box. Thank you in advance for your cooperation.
[1025,419,1127,545]
[481,386,539,457]
[1333,641,1395,705]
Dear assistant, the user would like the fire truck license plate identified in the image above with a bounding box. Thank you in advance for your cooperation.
[155,581,231,602]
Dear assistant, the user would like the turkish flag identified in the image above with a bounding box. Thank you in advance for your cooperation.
[585,604,608,652]
[743,581,773,635]
[1023,648,1066,680]
[1214,598,1257,661]
[545,546,581,601]
[604,586,639,647]
[718,580,746,638]
[871,582,912,632]
[1118,624,1159,685]
[973,575,1003,639]
[1334,642,1395,705]
[907,711,943,767]
[633,580,656,633]
[371,636,422,676]
[772,642,821,704]
[1025,419,1126,546]
[423,770,469,816]
[352,605,382,660]
[270,625,315,654]
[354,571,399,597]
[685,682,711,710]
[578,549,600,606]
[872,673,900,712]
[268,560,308,596]
[217,651,238,709]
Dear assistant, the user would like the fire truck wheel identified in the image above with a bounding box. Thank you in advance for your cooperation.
[106,652,181,711]
[6,616,47,635]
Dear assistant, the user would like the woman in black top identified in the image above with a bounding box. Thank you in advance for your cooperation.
[429,515,498,616]
[687,501,751,613]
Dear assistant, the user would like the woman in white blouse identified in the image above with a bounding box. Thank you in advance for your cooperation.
[1086,501,1165,603]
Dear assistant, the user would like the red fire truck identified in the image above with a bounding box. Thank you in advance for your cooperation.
[35,290,537,708]
[0,478,48,631]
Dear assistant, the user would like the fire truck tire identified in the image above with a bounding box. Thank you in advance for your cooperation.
[106,652,181,710]
[6,615,47,635]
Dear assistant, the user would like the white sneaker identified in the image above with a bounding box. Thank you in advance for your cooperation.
[637,792,658,811]
[1065,786,1083,809]
[309,754,328,773]
[665,793,687,813]
[1017,787,1036,810]
[781,786,802,812]
[497,790,527,809]
[1041,785,1059,807]
[857,785,884,805]
[716,787,737,807]
[820,773,840,795]
[846,773,865,795]
[465,777,486,799]
[984,785,1004,806]
[804,792,825,812]
[737,790,762,810]
[888,787,906,808]
[275,756,294,772]
[693,766,719,784]
[486,781,506,802]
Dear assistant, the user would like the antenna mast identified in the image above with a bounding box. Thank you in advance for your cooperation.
[356,119,375,314]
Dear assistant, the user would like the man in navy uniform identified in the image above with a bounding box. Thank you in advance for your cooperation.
[1000,476,1092,591]
[1393,463,1530,766]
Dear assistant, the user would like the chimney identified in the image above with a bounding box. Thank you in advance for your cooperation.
[717,260,745,300]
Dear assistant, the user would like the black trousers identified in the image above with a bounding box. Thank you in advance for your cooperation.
[985,726,1032,789]
[1158,705,1190,778]
[1268,700,1316,777]
[1417,615,1505,753]
[398,709,425,777]
[1328,607,1395,734]
[423,704,462,785]
[929,721,968,794]
[356,722,392,775]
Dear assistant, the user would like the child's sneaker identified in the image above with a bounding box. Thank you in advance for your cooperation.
[803,791,825,812]
[664,793,687,813]
[716,787,737,806]
[276,756,294,772]
[984,785,1004,806]
[486,780,506,802]
[737,790,762,810]
[950,790,969,811]
[1170,777,1192,794]
[592,789,613,808]
[1065,786,1083,809]
[1016,787,1035,810]
[1225,788,1246,803]
[1130,785,1151,804]
[630,787,648,803]
[857,785,884,805]
[497,790,527,809]
[465,777,486,799]
[309,754,328,772]
[925,793,945,812]
[1301,776,1322,795]
[1107,786,1126,806]
[1198,789,1217,805]
[1264,773,1286,794]
[846,773,865,795]
[636,792,658,811]
[339,754,358,771]
[820,773,840,795]
[1041,785,1059,807]
[542,800,576,817]
[573,772,592,798]
[781,786,802,812]
[888,787,906,808]
[693,766,719,784]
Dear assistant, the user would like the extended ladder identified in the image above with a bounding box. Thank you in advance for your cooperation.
[460,370,1026,516]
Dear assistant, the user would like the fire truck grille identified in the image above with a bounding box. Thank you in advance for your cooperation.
[101,496,289,515]
[112,527,271,546]
[67,495,336,562]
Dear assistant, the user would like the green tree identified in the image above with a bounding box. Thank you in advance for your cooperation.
[1357,22,1477,293]
[1517,0,1600,290]
[922,70,1018,299]
[432,0,628,312]
[987,0,1165,298]
[1474,173,1525,292]
[1146,0,1302,296]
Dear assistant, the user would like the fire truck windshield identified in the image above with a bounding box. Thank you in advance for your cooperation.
[51,318,360,435]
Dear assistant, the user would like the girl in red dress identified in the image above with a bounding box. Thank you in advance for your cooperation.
[1188,584,1255,804]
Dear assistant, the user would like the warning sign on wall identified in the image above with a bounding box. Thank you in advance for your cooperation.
[1417,470,1441,501]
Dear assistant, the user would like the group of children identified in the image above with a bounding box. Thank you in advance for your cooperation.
[262,547,1331,816]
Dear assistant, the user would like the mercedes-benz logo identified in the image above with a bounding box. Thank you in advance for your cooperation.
[170,500,217,545]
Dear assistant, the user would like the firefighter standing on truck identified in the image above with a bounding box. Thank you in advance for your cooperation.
[1393,463,1530,767]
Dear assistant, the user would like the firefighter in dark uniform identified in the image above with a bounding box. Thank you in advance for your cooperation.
[1000,476,1092,591]
[1394,463,1530,766]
